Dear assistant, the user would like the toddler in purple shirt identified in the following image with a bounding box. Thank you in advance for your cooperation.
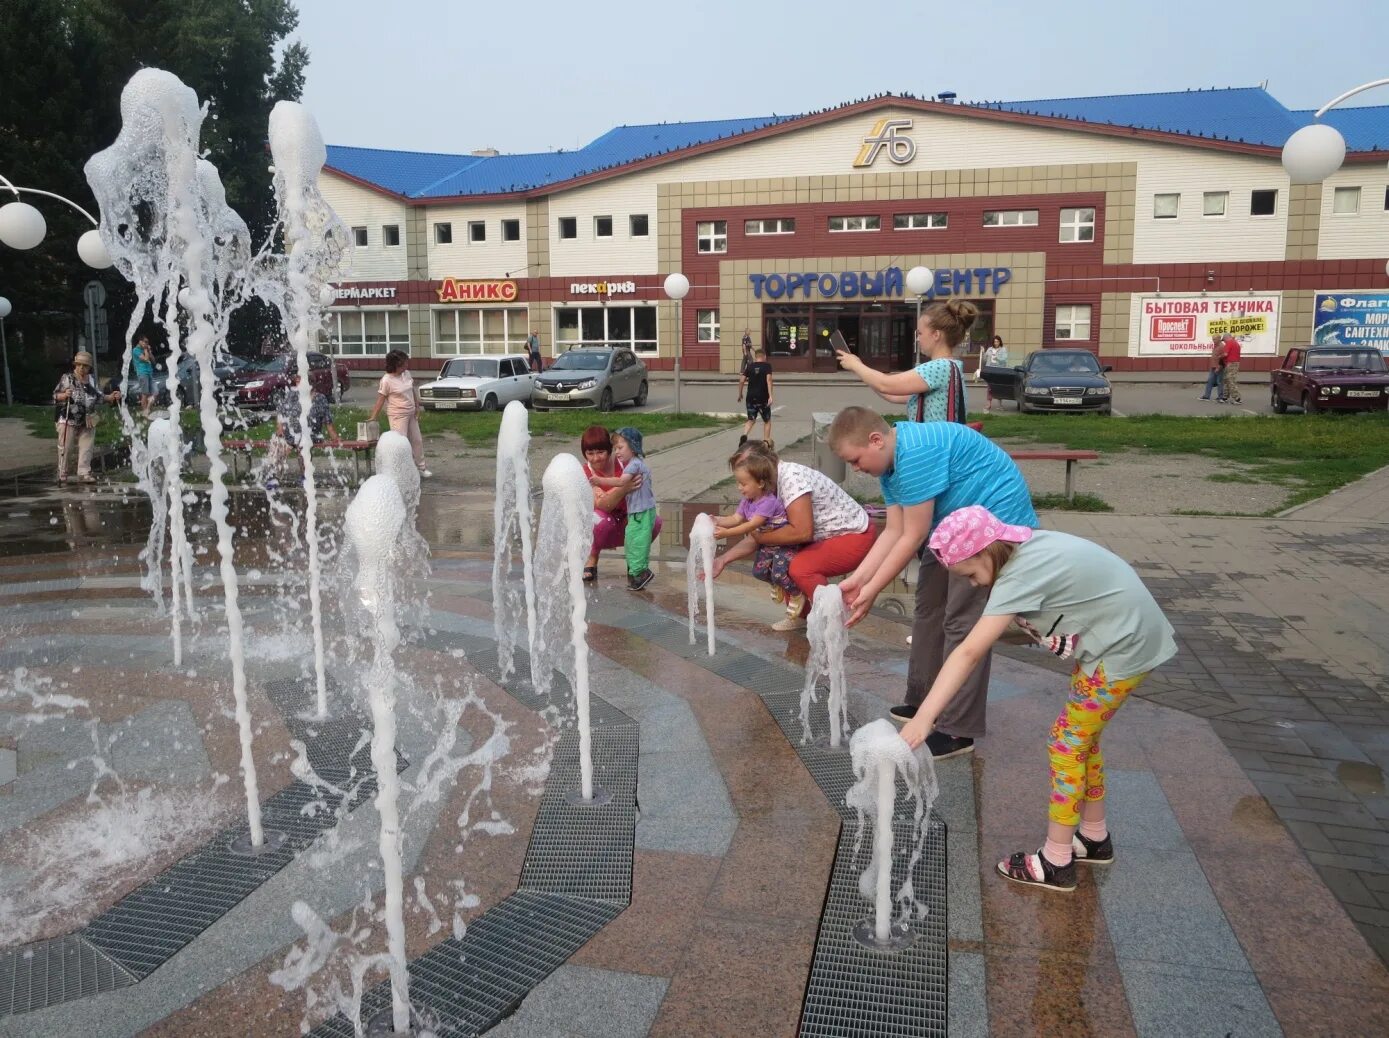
[710,452,803,615]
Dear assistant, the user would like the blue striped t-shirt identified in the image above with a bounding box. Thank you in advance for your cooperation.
[880,422,1037,531]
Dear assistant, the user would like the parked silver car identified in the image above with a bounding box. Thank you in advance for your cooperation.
[418,354,536,411]
[532,346,648,412]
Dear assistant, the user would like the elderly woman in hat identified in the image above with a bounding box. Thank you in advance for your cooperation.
[52,351,118,483]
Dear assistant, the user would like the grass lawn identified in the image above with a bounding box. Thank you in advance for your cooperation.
[968,411,1389,512]
[0,404,57,439]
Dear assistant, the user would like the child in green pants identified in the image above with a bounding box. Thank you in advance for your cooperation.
[590,426,657,590]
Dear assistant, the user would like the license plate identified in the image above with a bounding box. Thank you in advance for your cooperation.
[1346,390,1380,398]
[546,391,569,400]
[435,400,458,409]
[1052,396,1083,405]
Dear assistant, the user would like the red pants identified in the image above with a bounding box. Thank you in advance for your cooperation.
[788,527,879,616]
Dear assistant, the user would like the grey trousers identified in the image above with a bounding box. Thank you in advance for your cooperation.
[905,551,992,738]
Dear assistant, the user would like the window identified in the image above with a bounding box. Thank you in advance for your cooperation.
[893,212,947,230]
[558,216,577,239]
[745,217,796,235]
[1250,189,1277,216]
[630,214,649,237]
[828,215,880,232]
[1333,186,1361,215]
[1153,194,1179,219]
[982,209,1039,227]
[696,309,720,342]
[321,309,409,357]
[352,226,368,247]
[434,222,452,245]
[1059,207,1095,242]
[1202,192,1228,217]
[383,224,401,247]
[502,219,521,242]
[432,307,528,356]
[469,221,486,243]
[594,215,613,238]
[1384,186,1389,211]
[554,305,659,354]
[696,220,727,253]
[1054,304,1092,341]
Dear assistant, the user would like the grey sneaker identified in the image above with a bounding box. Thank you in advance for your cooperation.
[924,731,975,759]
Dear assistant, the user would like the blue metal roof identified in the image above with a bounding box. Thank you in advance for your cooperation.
[325,89,1389,200]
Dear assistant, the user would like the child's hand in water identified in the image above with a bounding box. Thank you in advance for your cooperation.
[899,715,931,750]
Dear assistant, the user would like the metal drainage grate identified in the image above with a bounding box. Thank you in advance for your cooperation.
[0,934,136,1017]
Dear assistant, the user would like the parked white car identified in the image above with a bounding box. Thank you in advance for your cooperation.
[418,354,536,411]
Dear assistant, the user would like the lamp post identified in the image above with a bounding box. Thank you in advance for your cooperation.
[0,297,12,407]
[1281,78,1389,183]
[663,272,690,413]
[904,266,934,355]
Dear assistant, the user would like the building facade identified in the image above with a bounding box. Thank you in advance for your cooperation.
[318,88,1389,374]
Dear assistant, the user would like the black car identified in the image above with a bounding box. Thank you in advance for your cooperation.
[982,348,1114,415]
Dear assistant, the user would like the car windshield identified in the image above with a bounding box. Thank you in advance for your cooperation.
[441,359,499,379]
[1029,352,1100,375]
[256,356,291,374]
[548,351,609,371]
[1306,350,1386,372]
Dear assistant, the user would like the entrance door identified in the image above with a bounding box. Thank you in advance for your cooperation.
[891,312,916,369]
[860,315,895,370]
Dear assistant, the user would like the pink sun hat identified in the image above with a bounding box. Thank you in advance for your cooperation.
[928,505,1034,566]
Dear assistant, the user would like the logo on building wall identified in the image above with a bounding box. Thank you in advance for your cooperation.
[569,280,637,296]
[852,118,916,167]
[748,266,1012,300]
[333,285,398,301]
[437,278,518,303]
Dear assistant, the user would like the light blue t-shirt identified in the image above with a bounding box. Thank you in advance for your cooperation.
[904,357,964,423]
[133,343,154,377]
[623,456,656,513]
[880,421,1037,532]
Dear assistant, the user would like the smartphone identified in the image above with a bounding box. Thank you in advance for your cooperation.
[829,330,850,355]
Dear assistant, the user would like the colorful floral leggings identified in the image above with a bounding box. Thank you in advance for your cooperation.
[1048,663,1149,826]
[752,545,800,595]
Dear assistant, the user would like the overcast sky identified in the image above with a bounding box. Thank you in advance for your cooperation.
[293,0,1388,155]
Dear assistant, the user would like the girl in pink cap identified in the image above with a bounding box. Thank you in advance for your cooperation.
[899,505,1177,892]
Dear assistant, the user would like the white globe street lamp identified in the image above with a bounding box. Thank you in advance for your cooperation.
[0,296,12,407]
[662,272,690,413]
[1281,78,1389,184]
[904,265,935,346]
[0,173,114,269]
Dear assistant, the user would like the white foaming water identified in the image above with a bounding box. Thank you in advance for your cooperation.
[533,454,596,801]
[846,719,939,941]
[801,585,850,746]
[492,401,537,679]
[145,417,188,664]
[686,512,716,655]
[85,68,266,846]
[375,430,431,635]
[344,474,411,1032]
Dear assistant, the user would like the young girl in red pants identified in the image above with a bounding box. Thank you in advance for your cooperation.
[898,505,1176,892]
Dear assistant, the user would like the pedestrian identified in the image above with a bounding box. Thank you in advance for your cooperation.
[835,300,972,424]
[827,406,1038,758]
[367,349,431,477]
[898,505,1176,891]
[737,346,774,447]
[53,352,118,484]
[711,442,877,632]
[265,365,339,489]
[710,450,803,617]
[132,334,156,417]
[589,426,657,590]
[527,329,542,373]
[980,335,1009,412]
[740,330,754,375]
[1221,333,1242,404]
[1200,336,1227,402]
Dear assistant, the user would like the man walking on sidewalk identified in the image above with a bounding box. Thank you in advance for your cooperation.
[1200,336,1227,402]
[1221,333,1242,404]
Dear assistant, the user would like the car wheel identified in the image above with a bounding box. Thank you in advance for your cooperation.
[1099,406,1112,417]
[1018,400,1033,415]
[1302,392,1318,414]
[1271,387,1287,414]
[482,394,499,412]
[634,380,648,407]
[599,388,614,412]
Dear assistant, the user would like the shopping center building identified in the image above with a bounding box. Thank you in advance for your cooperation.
[317,87,1389,375]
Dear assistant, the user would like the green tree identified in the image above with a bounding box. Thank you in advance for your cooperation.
[0,0,309,401]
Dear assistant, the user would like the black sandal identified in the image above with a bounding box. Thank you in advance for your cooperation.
[582,565,598,583]
[996,848,1076,892]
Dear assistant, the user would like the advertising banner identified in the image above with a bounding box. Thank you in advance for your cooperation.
[1313,291,1389,350]
[1132,293,1282,357]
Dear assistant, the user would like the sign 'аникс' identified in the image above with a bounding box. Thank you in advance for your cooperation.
[1131,293,1282,356]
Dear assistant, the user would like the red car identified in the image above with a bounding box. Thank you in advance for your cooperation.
[231,351,351,409]
[1270,347,1389,414]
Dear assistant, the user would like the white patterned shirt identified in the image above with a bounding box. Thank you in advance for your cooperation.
[776,462,869,540]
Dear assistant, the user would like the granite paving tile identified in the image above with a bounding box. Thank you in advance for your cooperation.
[983,945,1136,1038]
[1118,959,1280,1038]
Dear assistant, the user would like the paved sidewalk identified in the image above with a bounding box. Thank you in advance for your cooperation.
[1279,463,1389,524]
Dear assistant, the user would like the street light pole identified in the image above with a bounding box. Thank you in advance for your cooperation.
[1282,79,1389,183]
[904,266,934,357]
[0,297,12,407]
[662,272,690,414]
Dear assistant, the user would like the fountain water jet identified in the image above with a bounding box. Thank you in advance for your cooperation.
[846,719,938,952]
[533,454,605,805]
[686,512,716,655]
[493,401,538,680]
[373,431,431,636]
[801,584,849,747]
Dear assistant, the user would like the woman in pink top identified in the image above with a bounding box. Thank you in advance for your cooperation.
[368,349,431,477]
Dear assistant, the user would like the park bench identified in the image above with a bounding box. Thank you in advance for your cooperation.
[1005,449,1099,503]
[221,438,376,485]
